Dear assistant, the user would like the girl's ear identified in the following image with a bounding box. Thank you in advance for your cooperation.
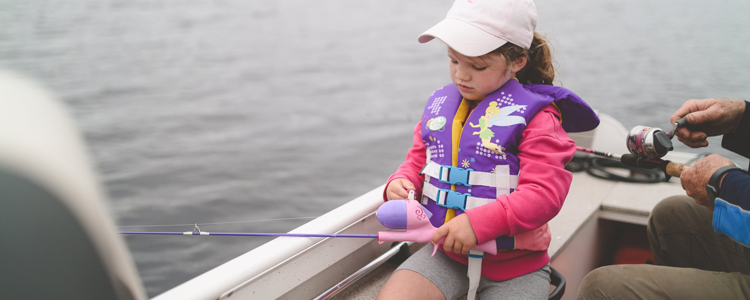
[511,56,528,73]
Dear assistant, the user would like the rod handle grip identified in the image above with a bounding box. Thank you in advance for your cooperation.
[666,161,686,177]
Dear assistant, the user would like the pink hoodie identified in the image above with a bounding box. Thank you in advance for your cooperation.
[385,104,575,281]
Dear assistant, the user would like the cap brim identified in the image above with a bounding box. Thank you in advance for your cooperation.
[418,18,508,57]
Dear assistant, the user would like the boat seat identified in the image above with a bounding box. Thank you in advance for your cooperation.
[0,169,135,299]
[0,70,146,300]
[549,267,566,300]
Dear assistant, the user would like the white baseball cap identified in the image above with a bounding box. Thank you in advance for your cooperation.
[418,0,537,57]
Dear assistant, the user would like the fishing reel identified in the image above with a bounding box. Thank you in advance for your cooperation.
[621,117,692,180]
[626,126,674,159]
[625,117,690,160]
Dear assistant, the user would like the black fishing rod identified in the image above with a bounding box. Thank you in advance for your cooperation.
[575,116,695,180]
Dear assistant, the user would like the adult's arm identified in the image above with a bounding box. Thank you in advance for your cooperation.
[717,170,750,209]
[467,105,575,243]
[722,101,750,158]
[712,170,750,248]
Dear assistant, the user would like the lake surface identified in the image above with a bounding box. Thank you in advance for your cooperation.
[2,0,749,296]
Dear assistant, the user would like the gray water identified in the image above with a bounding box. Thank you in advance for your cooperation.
[2,0,749,297]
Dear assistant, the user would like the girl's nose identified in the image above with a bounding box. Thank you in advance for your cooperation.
[454,66,470,82]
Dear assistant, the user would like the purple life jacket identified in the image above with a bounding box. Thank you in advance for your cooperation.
[419,79,598,250]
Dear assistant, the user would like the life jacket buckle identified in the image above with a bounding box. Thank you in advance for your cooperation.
[438,165,473,187]
[435,189,469,210]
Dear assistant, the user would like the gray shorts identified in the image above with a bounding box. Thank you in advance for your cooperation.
[396,245,551,300]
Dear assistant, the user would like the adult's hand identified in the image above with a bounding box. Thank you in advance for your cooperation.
[670,99,745,148]
[680,154,736,207]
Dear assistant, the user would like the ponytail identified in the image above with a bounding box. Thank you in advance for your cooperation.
[492,32,555,85]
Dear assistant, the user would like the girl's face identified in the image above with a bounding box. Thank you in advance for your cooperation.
[448,48,524,101]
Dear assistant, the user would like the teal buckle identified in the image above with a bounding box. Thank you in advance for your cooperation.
[438,166,473,187]
[467,252,486,258]
[436,189,469,210]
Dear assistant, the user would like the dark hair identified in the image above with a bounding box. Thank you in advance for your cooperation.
[492,32,554,85]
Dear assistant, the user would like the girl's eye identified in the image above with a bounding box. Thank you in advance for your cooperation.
[473,66,487,71]
[451,60,458,64]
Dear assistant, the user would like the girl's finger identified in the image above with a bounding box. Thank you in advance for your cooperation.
[405,182,415,190]
[442,233,454,252]
[442,241,452,252]
[453,242,463,254]
[388,189,405,200]
[433,225,448,244]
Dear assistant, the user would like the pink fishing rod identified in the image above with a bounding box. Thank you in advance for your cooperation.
[122,197,499,256]
[121,222,376,238]
[120,231,378,239]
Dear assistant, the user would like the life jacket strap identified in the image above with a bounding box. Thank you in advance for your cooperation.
[421,161,518,189]
[467,249,485,300]
[422,182,495,210]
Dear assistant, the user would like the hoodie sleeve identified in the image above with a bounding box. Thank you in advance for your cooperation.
[721,101,750,158]
[716,170,750,209]
[466,104,576,243]
[383,122,426,201]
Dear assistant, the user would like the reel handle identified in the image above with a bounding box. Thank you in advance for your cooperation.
[674,116,691,130]
[668,116,696,139]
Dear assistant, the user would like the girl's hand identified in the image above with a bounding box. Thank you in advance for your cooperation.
[432,213,478,255]
[385,178,415,200]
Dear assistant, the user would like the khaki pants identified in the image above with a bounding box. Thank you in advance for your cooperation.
[578,196,750,299]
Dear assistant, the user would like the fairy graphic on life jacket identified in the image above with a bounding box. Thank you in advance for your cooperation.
[469,101,527,155]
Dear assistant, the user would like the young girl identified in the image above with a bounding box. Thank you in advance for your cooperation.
[377,0,599,299]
